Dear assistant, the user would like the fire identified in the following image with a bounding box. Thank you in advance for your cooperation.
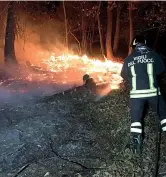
[42,53,123,89]
[0,52,123,96]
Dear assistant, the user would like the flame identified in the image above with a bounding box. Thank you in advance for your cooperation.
[1,51,123,96]
[41,53,123,89]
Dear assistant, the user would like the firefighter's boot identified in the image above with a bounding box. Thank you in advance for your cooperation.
[132,133,143,155]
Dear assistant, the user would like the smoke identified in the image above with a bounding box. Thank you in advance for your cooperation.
[0,7,122,105]
[14,10,67,67]
[0,6,82,105]
[94,84,112,101]
[0,76,75,105]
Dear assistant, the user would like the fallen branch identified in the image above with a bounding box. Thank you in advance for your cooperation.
[69,30,81,54]
[12,164,29,177]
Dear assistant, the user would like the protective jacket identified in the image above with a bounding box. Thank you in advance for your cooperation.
[121,44,165,98]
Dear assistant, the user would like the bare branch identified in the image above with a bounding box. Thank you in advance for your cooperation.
[12,164,29,177]
[69,30,81,54]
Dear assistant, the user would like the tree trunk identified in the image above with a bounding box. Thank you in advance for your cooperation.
[81,15,87,54]
[106,2,114,59]
[89,42,93,55]
[153,29,159,50]
[62,1,68,50]
[97,1,104,56]
[113,5,121,54]
[4,2,17,65]
[89,22,95,55]
[128,2,133,55]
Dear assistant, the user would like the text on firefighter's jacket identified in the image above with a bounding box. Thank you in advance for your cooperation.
[128,55,154,67]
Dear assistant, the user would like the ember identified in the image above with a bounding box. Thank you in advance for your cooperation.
[0,52,123,96]
[41,53,123,89]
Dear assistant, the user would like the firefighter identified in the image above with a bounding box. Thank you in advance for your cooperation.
[83,74,96,94]
[120,35,166,154]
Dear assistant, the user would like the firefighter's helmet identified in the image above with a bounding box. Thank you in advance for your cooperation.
[83,74,90,81]
[130,35,146,49]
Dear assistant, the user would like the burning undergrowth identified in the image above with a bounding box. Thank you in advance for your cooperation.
[41,53,123,87]
[0,67,73,105]
[0,47,165,177]
[0,53,123,103]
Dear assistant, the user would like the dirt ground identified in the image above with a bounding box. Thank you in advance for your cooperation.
[0,83,166,177]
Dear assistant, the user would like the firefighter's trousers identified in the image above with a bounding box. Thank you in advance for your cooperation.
[130,95,166,134]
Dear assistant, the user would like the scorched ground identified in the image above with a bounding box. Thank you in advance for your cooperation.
[0,55,166,177]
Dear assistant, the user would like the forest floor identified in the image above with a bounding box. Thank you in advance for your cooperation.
[0,82,166,177]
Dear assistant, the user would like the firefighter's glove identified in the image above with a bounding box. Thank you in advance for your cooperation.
[132,134,143,155]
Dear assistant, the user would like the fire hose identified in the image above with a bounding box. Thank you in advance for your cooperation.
[154,87,162,177]
[154,118,161,177]
[153,87,161,177]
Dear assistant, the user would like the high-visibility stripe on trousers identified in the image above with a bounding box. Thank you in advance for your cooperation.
[130,95,166,133]
[161,119,166,131]
[131,122,142,134]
